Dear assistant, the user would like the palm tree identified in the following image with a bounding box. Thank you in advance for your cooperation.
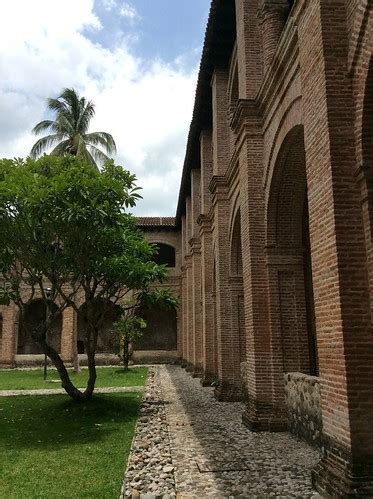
[30,88,116,168]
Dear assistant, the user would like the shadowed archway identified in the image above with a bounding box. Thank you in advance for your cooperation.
[266,125,318,379]
[77,299,121,354]
[17,299,62,354]
[134,305,177,351]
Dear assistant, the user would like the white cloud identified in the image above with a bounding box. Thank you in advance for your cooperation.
[120,2,140,22]
[0,0,198,215]
[99,0,140,23]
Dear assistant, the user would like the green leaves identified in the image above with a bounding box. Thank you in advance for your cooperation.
[30,87,116,168]
[0,154,167,310]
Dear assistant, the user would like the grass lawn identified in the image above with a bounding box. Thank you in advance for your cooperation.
[0,366,148,390]
[0,392,142,498]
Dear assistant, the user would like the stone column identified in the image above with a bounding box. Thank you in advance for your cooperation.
[199,215,215,385]
[211,67,241,400]
[180,215,188,366]
[235,0,263,99]
[258,0,289,74]
[185,196,194,370]
[198,129,215,385]
[0,303,16,366]
[190,169,203,377]
[61,306,76,363]
[298,0,373,494]
[231,100,286,429]
[212,69,229,177]
[211,177,241,401]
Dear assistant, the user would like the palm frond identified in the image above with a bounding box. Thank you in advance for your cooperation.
[84,132,116,156]
[49,139,71,156]
[31,88,116,165]
[32,120,57,135]
[86,150,99,170]
[88,144,110,165]
[77,99,95,134]
[59,88,81,128]
[47,97,68,115]
[55,115,75,135]
[30,134,66,159]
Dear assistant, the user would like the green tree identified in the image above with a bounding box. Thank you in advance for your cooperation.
[30,88,116,168]
[114,289,178,370]
[0,155,166,400]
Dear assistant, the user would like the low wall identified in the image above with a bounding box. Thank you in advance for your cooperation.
[284,372,322,448]
[132,350,178,364]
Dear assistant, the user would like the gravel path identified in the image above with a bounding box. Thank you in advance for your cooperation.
[121,367,176,498]
[123,365,321,498]
[0,386,143,396]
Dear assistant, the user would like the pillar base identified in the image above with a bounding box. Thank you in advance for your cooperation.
[201,372,215,387]
[0,361,16,368]
[242,398,287,432]
[312,439,373,497]
[180,359,188,368]
[214,382,242,402]
[192,366,204,378]
[185,363,194,373]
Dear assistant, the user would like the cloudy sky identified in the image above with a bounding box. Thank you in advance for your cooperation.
[0,0,211,215]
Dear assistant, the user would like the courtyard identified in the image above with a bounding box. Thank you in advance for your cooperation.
[123,365,321,498]
[0,365,322,498]
[0,0,372,496]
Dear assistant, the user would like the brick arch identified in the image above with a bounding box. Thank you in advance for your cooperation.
[150,242,176,267]
[264,96,303,198]
[266,125,306,248]
[266,125,318,381]
[348,0,371,74]
[353,5,373,165]
[77,299,121,354]
[362,55,373,166]
[229,208,245,367]
[17,299,62,355]
[230,208,243,276]
[360,51,373,319]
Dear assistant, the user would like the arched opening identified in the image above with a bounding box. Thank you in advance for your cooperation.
[361,55,373,318]
[134,305,177,351]
[230,210,245,365]
[153,243,176,267]
[77,299,121,354]
[362,56,373,166]
[17,299,62,354]
[267,126,318,376]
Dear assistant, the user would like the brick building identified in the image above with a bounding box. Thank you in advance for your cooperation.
[174,0,373,495]
[0,218,181,365]
[0,0,372,495]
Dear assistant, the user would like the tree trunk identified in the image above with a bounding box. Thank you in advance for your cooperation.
[41,339,86,400]
[83,347,97,399]
[123,338,130,370]
[72,324,80,373]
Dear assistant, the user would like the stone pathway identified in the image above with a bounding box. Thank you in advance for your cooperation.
[0,386,143,397]
[121,368,176,498]
[123,365,321,498]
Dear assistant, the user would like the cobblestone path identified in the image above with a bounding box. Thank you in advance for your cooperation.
[123,365,321,497]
